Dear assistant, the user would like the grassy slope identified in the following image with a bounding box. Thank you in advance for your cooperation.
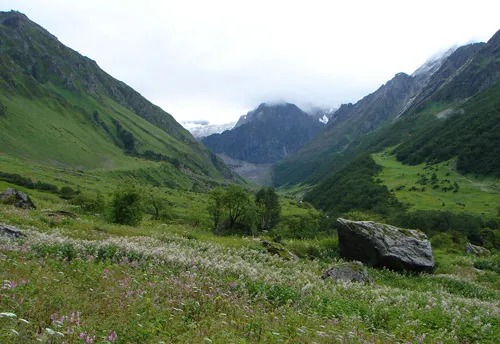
[374,150,500,218]
[0,11,240,189]
[0,88,231,182]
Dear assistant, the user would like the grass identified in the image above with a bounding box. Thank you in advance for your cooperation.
[373,149,500,218]
[1,185,499,343]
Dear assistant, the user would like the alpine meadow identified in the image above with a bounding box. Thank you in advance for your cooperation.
[1,9,500,344]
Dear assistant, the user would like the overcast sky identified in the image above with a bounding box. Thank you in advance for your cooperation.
[4,0,500,124]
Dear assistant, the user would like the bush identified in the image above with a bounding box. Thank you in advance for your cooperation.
[59,186,77,199]
[110,185,143,226]
[274,212,321,239]
[430,232,456,249]
[480,228,500,250]
[71,191,105,214]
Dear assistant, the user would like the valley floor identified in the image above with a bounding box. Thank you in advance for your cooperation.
[373,150,500,218]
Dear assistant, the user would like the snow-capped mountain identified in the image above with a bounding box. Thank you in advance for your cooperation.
[182,121,236,139]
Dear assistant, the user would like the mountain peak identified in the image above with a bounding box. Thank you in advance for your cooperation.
[203,102,323,165]
[1,11,28,29]
[235,102,302,128]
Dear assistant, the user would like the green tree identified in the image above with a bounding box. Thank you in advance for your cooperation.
[255,186,281,231]
[111,185,143,226]
[207,187,225,229]
[145,189,171,221]
[223,185,254,229]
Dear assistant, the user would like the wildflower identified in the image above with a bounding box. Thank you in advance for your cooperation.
[107,330,118,342]
[45,328,56,335]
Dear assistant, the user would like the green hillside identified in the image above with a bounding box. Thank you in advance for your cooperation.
[374,151,500,218]
[0,11,238,188]
[394,80,500,176]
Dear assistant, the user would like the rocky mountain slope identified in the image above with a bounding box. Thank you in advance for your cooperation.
[0,11,238,186]
[272,72,422,186]
[202,103,324,164]
[272,29,500,187]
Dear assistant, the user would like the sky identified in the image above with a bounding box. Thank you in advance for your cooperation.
[3,0,500,124]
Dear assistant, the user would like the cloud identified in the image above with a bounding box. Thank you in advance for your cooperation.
[5,0,500,123]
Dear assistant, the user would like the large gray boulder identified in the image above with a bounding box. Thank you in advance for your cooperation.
[336,218,434,273]
[0,188,36,209]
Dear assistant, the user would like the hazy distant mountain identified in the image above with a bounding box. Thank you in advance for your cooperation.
[182,121,236,139]
[202,103,324,165]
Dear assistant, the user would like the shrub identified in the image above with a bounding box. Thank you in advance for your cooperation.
[71,191,105,214]
[59,186,77,199]
[110,185,143,226]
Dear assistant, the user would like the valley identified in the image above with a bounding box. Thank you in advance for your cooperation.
[1,9,499,344]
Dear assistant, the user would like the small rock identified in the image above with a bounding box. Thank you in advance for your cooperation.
[322,261,372,284]
[42,210,78,219]
[0,188,36,209]
[261,240,299,261]
[0,224,24,238]
[465,242,490,257]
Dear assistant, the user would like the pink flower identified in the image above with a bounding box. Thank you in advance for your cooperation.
[108,330,118,342]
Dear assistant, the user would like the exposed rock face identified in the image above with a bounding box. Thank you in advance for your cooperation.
[336,218,434,273]
[261,240,298,261]
[322,261,372,283]
[0,188,36,209]
[0,224,24,238]
[202,103,323,164]
[465,242,490,257]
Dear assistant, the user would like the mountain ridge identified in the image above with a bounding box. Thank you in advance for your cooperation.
[272,29,500,188]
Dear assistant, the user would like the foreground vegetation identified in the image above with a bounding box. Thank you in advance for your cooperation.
[1,180,500,343]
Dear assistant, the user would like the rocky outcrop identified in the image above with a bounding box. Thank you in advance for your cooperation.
[261,240,298,261]
[0,224,24,238]
[322,261,372,283]
[0,188,36,209]
[465,242,490,257]
[336,218,434,273]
